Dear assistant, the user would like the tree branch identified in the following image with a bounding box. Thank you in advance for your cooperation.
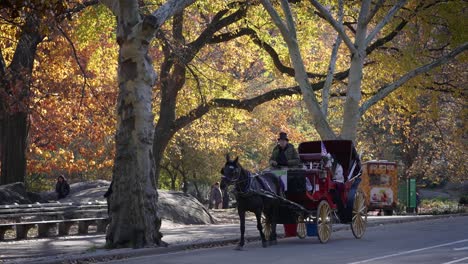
[260,0,290,38]
[280,0,297,40]
[365,0,408,47]
[185,4,247,61]
[173,76,336,131]
[173,85,300,131]
[210,27,326,79]
[56,25,89,113]
[366,19,408,55]
[0,47,5,78]
[60,0,99,20]
[359,42,468,115]
[308,0,357,54]
[365,0,385,25]
[322,0,343,117]
[151,0,197,29]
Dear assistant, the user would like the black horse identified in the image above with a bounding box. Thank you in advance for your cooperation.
[220,155,281,250]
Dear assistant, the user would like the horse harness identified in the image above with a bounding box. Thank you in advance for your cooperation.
[223,167,276,198]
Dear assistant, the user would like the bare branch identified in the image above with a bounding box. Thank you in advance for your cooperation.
[173,75,337,131]
[322,0,343,117]
[260,0,290,38]
[280,0,296,39]
[60,0,99,20]
[210,27,326,79]
[366,19,407,55]
[185,5,247,61]
[151,0,197,29]
[308,0,357,54]
[56,25,89,113]
[343,21,356,34]
[365,0,385,25]
[365,0,408,47]
[173,85,300,131]
[359,42,468,115]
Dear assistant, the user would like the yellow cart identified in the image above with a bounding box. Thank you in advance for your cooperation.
[361,161,398,215]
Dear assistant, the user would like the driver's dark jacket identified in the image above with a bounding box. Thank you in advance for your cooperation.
[269,143,300,167]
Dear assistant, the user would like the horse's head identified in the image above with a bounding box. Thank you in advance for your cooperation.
[220,154,242,187]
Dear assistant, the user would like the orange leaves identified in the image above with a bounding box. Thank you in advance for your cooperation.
[28,143,115,176]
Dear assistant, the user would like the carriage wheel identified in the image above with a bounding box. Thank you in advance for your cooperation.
[296,216,307,239]
[317,200,332,243]
[261,214,271,241]
[351,190,368,239]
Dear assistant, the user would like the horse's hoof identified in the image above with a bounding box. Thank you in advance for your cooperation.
[269,240,277,246]
[262,241,268,248]
[235,245,244,251]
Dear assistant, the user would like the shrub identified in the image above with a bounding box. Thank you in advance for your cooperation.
[420,198,462,215]
[459,195,468,205]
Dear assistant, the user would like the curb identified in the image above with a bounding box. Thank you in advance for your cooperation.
[13,213,468,264]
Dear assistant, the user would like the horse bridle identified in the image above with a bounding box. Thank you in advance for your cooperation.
[222,165,256,196]
[222,165,242,183]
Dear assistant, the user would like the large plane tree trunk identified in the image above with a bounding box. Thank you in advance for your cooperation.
[105,3,162,248]
[102,0,196,248]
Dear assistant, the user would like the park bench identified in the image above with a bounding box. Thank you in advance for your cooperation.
[0,202,108,222]
[0,217,109,241]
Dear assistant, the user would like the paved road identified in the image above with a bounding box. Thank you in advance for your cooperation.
[1,215,466,263]
[106,216,468,264]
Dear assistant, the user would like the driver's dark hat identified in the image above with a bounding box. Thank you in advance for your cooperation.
[278,132,289,141]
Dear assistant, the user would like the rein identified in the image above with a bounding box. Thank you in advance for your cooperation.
[223,168,255,196]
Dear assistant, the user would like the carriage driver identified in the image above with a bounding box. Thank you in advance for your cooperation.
[269,132,300,168]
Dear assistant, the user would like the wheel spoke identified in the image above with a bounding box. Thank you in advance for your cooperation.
[351,191,367,239]
[317,200,332,243]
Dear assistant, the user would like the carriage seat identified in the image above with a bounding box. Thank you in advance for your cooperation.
[299,153,323,163]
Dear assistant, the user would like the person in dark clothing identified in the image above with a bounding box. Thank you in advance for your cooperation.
[220,182,229,209]
[269,132,299,167]
[55,175,70,199]
[209,182,223,209]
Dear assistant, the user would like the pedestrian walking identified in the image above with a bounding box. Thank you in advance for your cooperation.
[210,182,223,209]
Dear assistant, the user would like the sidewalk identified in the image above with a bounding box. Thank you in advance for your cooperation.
[1,214,466,264]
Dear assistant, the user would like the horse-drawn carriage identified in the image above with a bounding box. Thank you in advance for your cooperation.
[221,140,367,249]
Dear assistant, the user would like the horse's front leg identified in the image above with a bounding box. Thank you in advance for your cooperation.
[235,209,246,250]
[255,210,268,248]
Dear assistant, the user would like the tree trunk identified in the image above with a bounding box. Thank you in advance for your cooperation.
[0,14,42,185]
[0,113,27,185]
[153,123,177,189]
[106,5,163,248]
[153,37,186,187]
